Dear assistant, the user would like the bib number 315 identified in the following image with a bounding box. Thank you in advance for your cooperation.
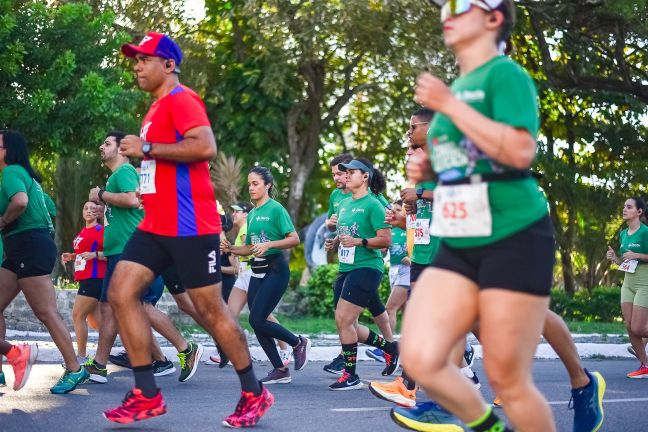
[430,183,492,237]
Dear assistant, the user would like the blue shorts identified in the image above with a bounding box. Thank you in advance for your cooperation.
[101,253,164,304]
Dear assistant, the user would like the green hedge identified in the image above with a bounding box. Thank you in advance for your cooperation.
[298,265,623,323]
[297,264,390,319]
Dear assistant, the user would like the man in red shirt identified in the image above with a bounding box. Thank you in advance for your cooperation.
[103,32,273,427]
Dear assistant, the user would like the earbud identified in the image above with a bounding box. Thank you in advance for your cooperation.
[165,60,172,69]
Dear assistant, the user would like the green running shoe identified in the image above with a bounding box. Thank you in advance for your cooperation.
[84,359,108,383]
[50,365,90,394]
[0,371,6,387]
[177,341,203,382]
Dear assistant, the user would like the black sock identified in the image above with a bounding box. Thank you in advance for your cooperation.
[132,364,157,398]
[236,364,262,396]
[467,406,512,432]
[181,344,192,355]
[364,330,395,354]
[94,360,106,369]
[342,343,358,376]
[401,369,417,391]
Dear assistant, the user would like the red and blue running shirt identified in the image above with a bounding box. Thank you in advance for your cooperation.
[73,225,106,281]
[139,84,221,236]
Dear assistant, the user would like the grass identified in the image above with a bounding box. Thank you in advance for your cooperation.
[180,314,627,336]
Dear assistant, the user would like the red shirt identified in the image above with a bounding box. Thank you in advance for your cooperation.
[139,84,221,236]
[72,225,106,280]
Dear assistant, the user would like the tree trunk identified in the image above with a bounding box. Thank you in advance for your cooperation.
[549,200,576,296]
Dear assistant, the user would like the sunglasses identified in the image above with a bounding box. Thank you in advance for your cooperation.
[428,0,496,22]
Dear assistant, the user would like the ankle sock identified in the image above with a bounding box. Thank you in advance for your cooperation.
[467,406,512,432]
[401,369,417,390]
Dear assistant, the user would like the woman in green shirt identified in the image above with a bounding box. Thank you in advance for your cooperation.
[223,167,311,384]
[606,197,648,378]
[326,158,397,391]
[0,130,87,393]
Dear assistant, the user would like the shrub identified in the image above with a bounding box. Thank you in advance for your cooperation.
[550,286,621,322]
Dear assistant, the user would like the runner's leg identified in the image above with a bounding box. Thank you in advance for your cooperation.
[72,295,99,358]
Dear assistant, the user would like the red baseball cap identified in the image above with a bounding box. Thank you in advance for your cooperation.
[121,32,183,66]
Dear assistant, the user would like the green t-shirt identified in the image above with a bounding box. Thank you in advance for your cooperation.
[327,188,389,218]
[411,181,441,265]
[428,55,547,248]
[0,165,53,237]
[619,224,648,265]
[103,163,142,256]
[44,192,56,218]
[389,227,408,266]
[337,194,389,273]
[245,199,295,256]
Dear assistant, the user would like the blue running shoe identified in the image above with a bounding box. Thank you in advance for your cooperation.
[366,348,386,363]
[0,371,6,387]
[391,401,464,431]
[50,365,90,394]
[570,369,605,432]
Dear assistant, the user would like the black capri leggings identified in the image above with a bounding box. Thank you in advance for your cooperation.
[247,254,299,369]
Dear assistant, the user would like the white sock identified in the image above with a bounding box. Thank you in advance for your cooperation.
[461,366,475,379]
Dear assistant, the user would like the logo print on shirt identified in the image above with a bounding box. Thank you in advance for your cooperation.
[73,236,83,249]
[140,121,152,140]
[208,250,217,274]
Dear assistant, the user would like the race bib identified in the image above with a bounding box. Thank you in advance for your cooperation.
[338,246,356,264]
[140,160,157,194]
[414,218,430,245]
[430,183,492,237]
[74,255,87,272]
[619,259,638,273]
[406,214,416,229]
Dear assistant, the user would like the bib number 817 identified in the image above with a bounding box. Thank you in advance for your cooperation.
[442,201,467,220]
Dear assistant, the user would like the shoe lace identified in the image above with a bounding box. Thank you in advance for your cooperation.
[177,351,188,369]
[383,352,393,366]
[336,371,351,383]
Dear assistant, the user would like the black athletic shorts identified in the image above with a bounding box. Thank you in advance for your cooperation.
[161,266,185,295]
[121,229,222,289]
[77,278,102,300]
[2,229,56,279]
[410,262,431,284]
[334,268,385,310]
[432,216,556,297]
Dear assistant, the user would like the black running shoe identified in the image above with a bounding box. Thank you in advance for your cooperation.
[382,343,400,376]
[177,341,203,382]
[329,371,363,391]
[153,358,176,377]
[108,351,131,369]
[323,354,345,375]
[464,344,475,367]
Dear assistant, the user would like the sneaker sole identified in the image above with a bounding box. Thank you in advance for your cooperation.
[179,343,203,383]
[390,409,463,432]
[627,373,648,378]
[591,371,606,431]
[154,366,177,377]
[15,344,38,391]
[368,383,416,407]
[260,377,292,385]
[329,382,365,391]
[324,368,345,375]
[103,405,167,424]
[294,338,311,371]
[366,351,386,363]
[88,374,108,384]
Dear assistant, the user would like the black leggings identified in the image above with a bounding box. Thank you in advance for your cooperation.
[247,254,299,369]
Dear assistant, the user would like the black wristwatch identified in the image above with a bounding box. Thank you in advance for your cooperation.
[416,187,424,200]
[361,238,369,248]
[98,189,106,203]
[142,141,153,158]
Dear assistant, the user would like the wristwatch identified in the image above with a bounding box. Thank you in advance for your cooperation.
[361,238,369,248]
[416,187,424,200]
[98,189,106,203]
[142,141,153,158]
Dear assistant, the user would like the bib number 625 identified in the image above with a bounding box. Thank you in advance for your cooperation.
[442,201,467,220]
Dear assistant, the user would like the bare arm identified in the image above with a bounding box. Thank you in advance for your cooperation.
[0,192,28,229]
[119,126,216,163]
[340,228,392,249]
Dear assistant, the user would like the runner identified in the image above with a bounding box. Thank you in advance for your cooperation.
[606,197,648,378]
[399,2,604,431]
[325,157,399,390]
[207,201,292,368]
[324,153,395,372]
[84,131,201,385]
[222,166,311,384]
[0,130,89,393]
[0,340,37,391]
[385,200,410,333]
[104,32,272,427]
[61,201,106,362]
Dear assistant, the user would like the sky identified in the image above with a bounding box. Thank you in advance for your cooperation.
[185,0,206,21]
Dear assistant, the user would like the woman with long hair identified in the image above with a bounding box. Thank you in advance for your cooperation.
[0,130,88,393]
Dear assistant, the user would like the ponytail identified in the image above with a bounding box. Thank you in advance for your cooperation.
[356,157,386,195]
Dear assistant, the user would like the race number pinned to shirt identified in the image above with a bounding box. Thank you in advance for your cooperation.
[619,259,638,273]
[74,255,87,272]
[430,183,492,237]
[140,160,157,195]
[406,214,416,230]
[414,218,431,245]
[338,245,356,264]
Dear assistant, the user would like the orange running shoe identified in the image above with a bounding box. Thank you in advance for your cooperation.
[627,363,648,379]
[493,396,503,408]
[223,386,275,428]
[103,388,167,424]
[7,343,38,391]
[369,377,417,407]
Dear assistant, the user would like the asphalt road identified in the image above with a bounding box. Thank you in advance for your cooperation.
[0,359,647,431]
